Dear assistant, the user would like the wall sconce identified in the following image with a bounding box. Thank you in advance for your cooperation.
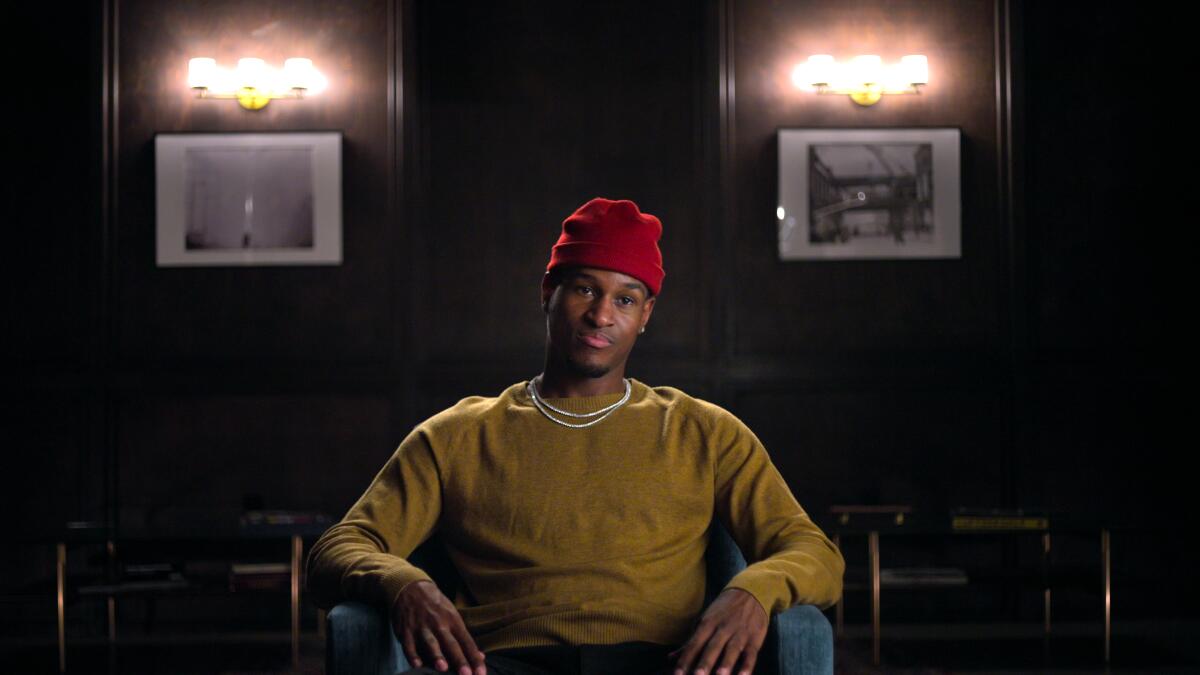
[791,54,928,106]
[187,57,325,110]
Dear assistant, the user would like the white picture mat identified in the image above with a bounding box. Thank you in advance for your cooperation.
[778,128,961,260]
[155,132,342,266]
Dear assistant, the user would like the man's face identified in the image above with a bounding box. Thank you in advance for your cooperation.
[542,267,656,379]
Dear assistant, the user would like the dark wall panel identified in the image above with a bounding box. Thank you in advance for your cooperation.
[729,0,1003,359]
[413,0,710,368]
[1026,377,1184,527]
[117,394,393,534]
[13,7,98,369]
[8,393,101,539]
[1018,3,1188,618]
[113,0,395,368]
[732,386,1008,521]
[1023,3,1173,364]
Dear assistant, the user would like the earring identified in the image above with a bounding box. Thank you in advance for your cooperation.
[638,327,645,334]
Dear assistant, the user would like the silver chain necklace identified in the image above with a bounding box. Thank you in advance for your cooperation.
[527,377,631,428]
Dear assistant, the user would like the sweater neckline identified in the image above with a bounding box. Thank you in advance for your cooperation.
[517,378,643,415]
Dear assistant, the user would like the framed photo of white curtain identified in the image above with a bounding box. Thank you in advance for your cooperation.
[155,131,342,266]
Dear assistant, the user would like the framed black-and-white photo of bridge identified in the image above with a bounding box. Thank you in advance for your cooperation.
[777,128,961,260]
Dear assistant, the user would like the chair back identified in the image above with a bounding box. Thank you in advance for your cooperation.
[705,518,748,603]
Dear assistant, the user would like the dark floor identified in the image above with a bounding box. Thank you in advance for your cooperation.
[4,620,1198,674]
[832,620,1200,674]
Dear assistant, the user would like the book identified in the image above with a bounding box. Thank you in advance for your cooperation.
[951,508,1048,531]
[229,562,292,592]
[880,567,969,587]
[238,510,334,536]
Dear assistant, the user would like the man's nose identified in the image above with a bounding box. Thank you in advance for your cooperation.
[585,297,615,326]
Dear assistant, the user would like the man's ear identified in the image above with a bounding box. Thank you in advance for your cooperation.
[540,273,555,312]
[640,296,656,330]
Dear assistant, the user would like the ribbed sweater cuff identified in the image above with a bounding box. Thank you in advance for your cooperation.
[377,563,435,611]
[722,570,779,617]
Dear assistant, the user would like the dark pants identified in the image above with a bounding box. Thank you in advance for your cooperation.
[401,641,679,675]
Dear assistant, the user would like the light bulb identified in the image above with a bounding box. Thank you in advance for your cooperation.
[236,57,268,90]
[805,54,835,86]
[283,58,314,90]
[900,55,928,85]
[187,57,216,89]
[850,55,882,85]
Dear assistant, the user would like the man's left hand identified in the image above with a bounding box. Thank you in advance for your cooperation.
[668,588,768,675]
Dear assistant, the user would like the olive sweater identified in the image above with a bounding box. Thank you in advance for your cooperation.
[306,379,844,651]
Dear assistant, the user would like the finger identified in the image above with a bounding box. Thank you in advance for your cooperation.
[419,627,448,671]
[450,619,487,674]
[714,634,746,675]
[671,624,714,674]
[436,624,471,675]
[736,647,759,675]
[694,627,733,675]
[401,628,423,668]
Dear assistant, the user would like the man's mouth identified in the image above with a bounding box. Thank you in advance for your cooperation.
[578,333,613,349]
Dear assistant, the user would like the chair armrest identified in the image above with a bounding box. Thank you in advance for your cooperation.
[769,605,834,675]
[327,601,411,675]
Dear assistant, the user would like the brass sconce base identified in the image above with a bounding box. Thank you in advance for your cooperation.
[236,87,271,110]
[849,84,883,106]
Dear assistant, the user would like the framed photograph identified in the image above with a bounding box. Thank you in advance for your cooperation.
[155,132,342,266]
[777,128,961,260]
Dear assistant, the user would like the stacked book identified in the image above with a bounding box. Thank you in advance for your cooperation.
[228,562,291,592]
[238,510,333,536]
[78,562,188,596]
[879,567,969,587]
[951,508,1049,531]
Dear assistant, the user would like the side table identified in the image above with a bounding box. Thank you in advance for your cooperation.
[54,528,318,674]
[830,508,1112,667]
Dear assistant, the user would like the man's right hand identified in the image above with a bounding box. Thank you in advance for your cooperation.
[392,580,487,675]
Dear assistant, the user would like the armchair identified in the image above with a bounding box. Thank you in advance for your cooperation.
[326,520,834,674]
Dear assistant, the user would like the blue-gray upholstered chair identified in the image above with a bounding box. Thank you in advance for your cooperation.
[326,520,834,675]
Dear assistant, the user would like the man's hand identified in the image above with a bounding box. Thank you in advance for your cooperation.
[668,588,768,675]
[392,580,487,675]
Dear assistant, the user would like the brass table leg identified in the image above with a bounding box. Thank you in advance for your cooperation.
[57,543,66,674]
[107,540,117,675]
[869,530,880,667]
[106,540,117,644]
[291,535,302,667]
[1102,529,1111,664]
[832,533,843,639]
[1042,532,1052,662]
[1042,533,1052,635]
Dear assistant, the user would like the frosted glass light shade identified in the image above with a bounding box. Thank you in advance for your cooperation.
[188,57,217,89]
[283,58,314,90]
[900,55,929,85]
[236,58,268,90]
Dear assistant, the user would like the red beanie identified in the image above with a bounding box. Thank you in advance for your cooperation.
[546,198,665,296]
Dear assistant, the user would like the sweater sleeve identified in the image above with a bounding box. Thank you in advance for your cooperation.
[306,426,442,611]
[710,409,845,615]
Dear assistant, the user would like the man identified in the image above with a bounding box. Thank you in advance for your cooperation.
[307,198,844,675]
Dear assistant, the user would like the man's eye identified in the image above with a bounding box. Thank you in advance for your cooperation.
[619,296,635,306]
[576,286,593,295]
